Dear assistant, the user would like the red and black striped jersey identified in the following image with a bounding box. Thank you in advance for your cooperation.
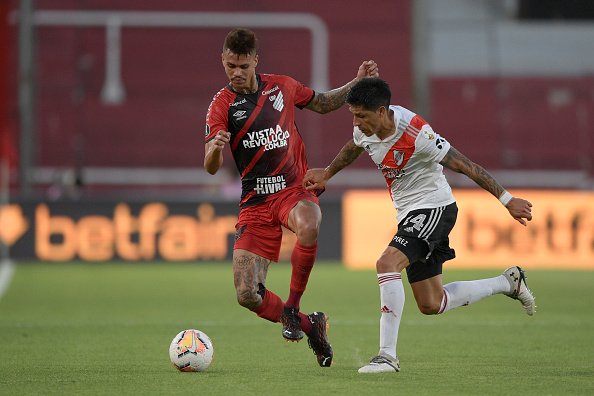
[205,74,315,208]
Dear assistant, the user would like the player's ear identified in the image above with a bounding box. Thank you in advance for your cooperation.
[254,54,258,67]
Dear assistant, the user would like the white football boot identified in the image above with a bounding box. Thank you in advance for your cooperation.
[503,266,536,316]
[358,352,400,373]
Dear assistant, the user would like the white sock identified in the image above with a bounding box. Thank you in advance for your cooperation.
[439,275,510,314]
[377,272,405,359]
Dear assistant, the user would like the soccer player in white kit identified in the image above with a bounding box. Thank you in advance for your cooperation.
[303,78,536,373]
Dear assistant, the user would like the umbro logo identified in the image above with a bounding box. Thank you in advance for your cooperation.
[234,225,247,242]
[233,110,247,120]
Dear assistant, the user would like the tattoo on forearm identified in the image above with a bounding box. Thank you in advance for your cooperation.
[466,162,505,198]
[442,147,504,198]
[327,140,364,176]
[308,80,356,113]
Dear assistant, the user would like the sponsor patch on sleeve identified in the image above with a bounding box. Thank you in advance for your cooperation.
[422,129,435,140]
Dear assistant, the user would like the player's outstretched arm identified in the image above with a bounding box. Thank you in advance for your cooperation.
[306,60,379,114]
[440,146,533,226]
[204,131,230,175]
[303,139,364,190]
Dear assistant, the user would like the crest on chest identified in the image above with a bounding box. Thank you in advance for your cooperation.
[380,141,414,170]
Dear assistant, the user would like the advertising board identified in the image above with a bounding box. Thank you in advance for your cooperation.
[343,190,594,270]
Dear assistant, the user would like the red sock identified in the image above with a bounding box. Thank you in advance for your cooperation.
[299,312,313,334]
[286,242,317,309]
[254,290,284,323]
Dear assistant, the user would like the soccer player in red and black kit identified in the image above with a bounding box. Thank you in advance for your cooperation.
[204,28,378,367]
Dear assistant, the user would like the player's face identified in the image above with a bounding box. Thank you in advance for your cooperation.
[221,50,258,93]
[349,105,383,137]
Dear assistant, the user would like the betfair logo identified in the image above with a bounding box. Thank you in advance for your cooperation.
[0,205,28,246]
[1,202,299,262]
[33,203,236,261]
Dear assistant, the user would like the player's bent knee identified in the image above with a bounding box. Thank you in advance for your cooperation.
[296,224,319,245]
[375,258,390,273]
[417,301,441,315]
[375,256,404,273]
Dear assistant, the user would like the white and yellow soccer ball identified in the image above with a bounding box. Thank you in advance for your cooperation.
[169,329,214,372]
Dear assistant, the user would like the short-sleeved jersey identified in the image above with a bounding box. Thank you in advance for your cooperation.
[353,105,455,222]
[206,74,315,208]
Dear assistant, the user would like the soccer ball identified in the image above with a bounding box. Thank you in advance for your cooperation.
[169,329,214,372]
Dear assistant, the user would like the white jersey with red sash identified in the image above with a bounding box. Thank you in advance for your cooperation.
[353,105,455,222]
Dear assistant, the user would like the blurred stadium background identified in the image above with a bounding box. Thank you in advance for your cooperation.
[1,0,594,268]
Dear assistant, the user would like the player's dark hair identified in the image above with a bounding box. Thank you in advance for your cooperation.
[223,28,258,56]
[346,78,391,111]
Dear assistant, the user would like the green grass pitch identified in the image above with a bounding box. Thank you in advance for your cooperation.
[0,262,593,395]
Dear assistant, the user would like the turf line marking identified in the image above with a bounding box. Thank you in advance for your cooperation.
[0,259,15,301]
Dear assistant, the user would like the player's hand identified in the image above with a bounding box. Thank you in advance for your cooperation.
[356,60,379,79]
[506,197,533,226]
[212,131,230,152]
[303,168,330,190]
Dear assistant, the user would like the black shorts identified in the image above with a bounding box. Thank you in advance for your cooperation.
[388,203,458,283]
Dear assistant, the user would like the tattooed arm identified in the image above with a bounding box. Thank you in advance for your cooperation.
[440,146,533,225]
[306,60,379,114]
[440,146,505,198]
[303,139,364,190]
